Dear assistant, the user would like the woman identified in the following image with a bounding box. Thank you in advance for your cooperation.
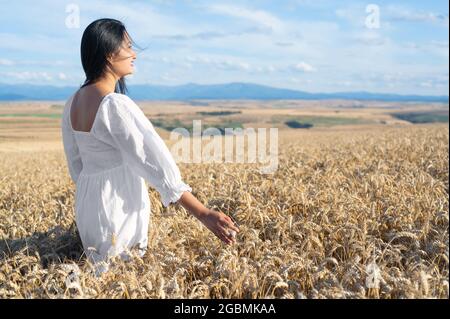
[61,18,239,274]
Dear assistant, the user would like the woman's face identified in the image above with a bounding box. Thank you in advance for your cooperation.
[108,33,137,78]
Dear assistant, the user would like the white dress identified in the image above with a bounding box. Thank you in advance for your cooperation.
[61,92,192,273]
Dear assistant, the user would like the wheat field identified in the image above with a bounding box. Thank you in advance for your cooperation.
[0,120,448,299]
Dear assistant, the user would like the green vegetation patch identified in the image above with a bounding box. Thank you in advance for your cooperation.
[390,111,449,124]
[285,120,313,129]
[196,111,242,116]
[272,115,375,127]
[0,113,62,118]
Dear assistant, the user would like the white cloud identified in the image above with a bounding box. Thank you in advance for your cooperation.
[353,31,389,46]
[3,71,53,81]
[82,1,189,37]
[160,72,178,82]
[0,32,74,55]
[206,4,285,33]
[290,77,313,84]
[336,4,449,28]
[397,40,449,59]
[420,81,433,88]
[214,60,251,71]
[293,62,316,72]
[142,53,253,72]
[335,6,366,27]
[274,41,295,47]
[0,58,14,66]
[147,26,270,41]
[430,40,449,48]
[386,5,449,26]
[267,65,277,72]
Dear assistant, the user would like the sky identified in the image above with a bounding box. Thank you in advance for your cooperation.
[0,0,448,95]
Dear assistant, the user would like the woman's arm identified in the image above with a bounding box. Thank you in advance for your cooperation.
[95,96,239,245]
[177,191,240,246]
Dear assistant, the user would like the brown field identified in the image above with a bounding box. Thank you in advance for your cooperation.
[0,100,448,298]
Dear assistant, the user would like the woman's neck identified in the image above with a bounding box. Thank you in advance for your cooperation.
[93,72,119,95]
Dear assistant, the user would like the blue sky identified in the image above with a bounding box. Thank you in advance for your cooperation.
[0,0,448,95]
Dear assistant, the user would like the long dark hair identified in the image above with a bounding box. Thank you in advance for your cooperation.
[80,18,137,94]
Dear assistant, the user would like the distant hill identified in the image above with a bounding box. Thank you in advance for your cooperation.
[0,82,448,103]
[0,83,76,101]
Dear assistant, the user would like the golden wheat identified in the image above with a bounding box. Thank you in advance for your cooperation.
[0,124,448,299]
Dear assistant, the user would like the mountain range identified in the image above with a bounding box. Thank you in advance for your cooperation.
[0,82,448,103]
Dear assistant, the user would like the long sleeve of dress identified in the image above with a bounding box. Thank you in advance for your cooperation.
[62,98,83,184]
[95,94,192,207]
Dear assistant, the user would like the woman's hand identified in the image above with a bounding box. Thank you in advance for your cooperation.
[198,209,240,245]
[176,192,240,245]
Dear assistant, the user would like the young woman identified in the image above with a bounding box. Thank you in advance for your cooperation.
[61,18,239,274]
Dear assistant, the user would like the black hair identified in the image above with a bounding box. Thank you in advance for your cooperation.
[80,18,139,95]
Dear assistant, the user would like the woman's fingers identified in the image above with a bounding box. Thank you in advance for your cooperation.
[225,216,240,232]
[229,223,240,233]
[212,224,228,240]
[218,231,232,245]
[219,224,230,236]
[219,218,240,233]
[224,221,240,233]
[223,228,237,244]
[217,226,235,245]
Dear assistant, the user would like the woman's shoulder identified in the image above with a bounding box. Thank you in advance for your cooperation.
[102,93,139,117]
[104,92,134,103]
[103,92,136,109]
